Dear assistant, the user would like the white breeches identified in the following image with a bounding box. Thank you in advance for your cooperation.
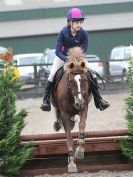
[48,56,65,82]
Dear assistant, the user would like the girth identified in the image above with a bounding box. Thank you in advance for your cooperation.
[52,67,64,92]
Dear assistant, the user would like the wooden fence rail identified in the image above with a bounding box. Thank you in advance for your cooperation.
[19,129,133,176]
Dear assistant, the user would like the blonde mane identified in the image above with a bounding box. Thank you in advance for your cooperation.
[67,47,86,62]
[64,47,87,73]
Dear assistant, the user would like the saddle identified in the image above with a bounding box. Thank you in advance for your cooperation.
[52,67,64,92]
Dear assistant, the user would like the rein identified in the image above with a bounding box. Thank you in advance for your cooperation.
[87,68,109,90]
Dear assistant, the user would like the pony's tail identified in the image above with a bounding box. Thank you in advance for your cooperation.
[53,121,61,132]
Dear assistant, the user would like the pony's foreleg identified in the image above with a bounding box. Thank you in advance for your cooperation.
[63,120,77,173]
[68,150,77,173]
[75,110,87,159]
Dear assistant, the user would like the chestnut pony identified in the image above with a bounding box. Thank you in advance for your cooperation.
[51,47,91,172]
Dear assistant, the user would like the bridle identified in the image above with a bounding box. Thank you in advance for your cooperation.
[67,73,86,98]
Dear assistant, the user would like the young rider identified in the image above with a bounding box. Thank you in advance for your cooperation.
[41,7,110,111]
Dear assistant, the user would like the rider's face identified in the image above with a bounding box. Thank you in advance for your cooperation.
[70,20,83,31]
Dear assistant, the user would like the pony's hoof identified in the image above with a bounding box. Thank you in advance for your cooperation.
[40,105,51,111]
[68,163,77,173]
[75,150,84,159]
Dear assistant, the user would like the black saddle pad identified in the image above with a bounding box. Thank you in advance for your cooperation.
[52,67,64,91]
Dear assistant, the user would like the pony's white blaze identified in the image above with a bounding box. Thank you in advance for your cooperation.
[75,75,81,99]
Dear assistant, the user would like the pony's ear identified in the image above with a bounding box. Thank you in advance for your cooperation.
[64,61,75,72]
[80,61,85,68]
[69,62,75,69]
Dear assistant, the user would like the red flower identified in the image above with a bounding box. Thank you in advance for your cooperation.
[0,49,14,62]
[5,55,12,62]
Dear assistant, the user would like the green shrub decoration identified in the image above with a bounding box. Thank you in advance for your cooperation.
[0,49,33,176]
[120,57,133,160]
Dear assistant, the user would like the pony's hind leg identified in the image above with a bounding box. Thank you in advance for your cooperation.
[53,108,62,131]
[75,133,85,159]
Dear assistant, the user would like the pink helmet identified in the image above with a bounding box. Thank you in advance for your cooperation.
[66,8,85,22]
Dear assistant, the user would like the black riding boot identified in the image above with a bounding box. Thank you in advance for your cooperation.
[91,78,110,111]
[40,81,53,111]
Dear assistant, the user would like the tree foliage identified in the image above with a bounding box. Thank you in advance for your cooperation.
[0,49,33,175]
[120,58,133,160]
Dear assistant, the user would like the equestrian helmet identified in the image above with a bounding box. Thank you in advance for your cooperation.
[66,8,85,22]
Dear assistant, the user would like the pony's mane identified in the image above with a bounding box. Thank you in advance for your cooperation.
[67,47,86,62]
[64,47,88,74]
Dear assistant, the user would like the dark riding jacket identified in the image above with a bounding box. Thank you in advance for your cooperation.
[55,26,88,62]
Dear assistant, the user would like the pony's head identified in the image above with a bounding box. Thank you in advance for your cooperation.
[64,51,88,109]
[67,71,88,110]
